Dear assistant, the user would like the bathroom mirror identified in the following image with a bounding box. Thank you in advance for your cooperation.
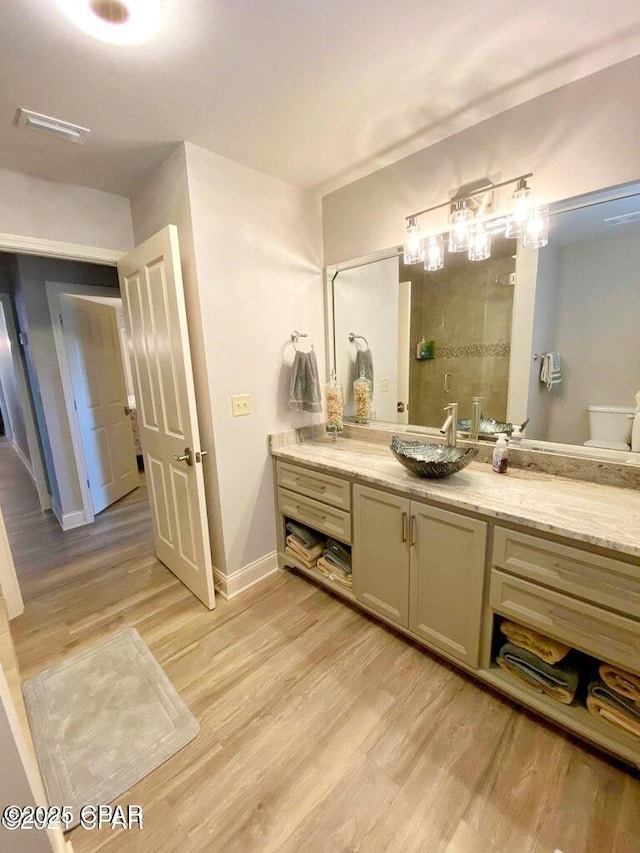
[326,180,640,458]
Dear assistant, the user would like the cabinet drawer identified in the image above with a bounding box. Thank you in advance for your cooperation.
[490,570,640,673]
[276,462,351,510]
[492,527,640,619]
[278,487,351,544]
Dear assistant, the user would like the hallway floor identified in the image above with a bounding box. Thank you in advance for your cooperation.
[2,444,640,852]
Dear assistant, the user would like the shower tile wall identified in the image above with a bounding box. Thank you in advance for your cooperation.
[405,249,515,428]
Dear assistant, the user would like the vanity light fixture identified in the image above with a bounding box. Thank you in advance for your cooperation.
[57,0,163,45]
[403,172,549,271]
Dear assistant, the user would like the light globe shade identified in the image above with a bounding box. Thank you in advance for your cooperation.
[506,178,535,238]
[522,206,549,248]
[57,0,163,45]
[424,235,444,271]
[448,200,473,252]
[404,217,425,265]
[468,224,491,261]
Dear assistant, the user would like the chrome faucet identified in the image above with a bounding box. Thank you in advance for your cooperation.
[470,396,484,441]
[440,402,459,447]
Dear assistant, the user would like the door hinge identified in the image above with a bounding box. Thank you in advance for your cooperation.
[73,399,77,411]
[59,313,64,328]
[86,478,90,489]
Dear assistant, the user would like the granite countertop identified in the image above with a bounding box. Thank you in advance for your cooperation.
[271,436,640,559]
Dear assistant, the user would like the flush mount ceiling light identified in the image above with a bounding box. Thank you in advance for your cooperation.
[403,172,549,272]
[57,0,162,45]
[17,108,90,144]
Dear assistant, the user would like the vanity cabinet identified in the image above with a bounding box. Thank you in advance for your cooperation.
[352,484,487,667]
[352,486,409,626]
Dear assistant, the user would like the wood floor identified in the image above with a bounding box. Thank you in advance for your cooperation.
[3,444,640,853]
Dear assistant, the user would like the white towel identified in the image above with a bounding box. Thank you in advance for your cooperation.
[540,353,562,390]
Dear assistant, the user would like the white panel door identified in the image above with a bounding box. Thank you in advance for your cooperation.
[61,295,139,515]
[117,225,215,610]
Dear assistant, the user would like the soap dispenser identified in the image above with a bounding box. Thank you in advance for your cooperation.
[492,433,509,473]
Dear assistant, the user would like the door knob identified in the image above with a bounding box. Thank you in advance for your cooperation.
[194,450,208,464]
[397,402,405,413]
[124,405,132,416]
[173,447,194,466]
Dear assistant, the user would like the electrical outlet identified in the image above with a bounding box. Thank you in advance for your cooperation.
[380,377,390,393]
[231,394,251,416]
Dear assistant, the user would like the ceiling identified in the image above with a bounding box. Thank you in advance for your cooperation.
[2,1,640,199]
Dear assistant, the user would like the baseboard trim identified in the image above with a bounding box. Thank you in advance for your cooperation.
[60,509,90,531]
[12,441,34,481]
[213,551,279,599]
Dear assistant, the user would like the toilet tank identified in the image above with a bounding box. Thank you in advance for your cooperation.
[587,405,634,445]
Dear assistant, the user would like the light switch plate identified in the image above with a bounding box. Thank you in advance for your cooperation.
[380,377,390,393]
[231,394,251,416]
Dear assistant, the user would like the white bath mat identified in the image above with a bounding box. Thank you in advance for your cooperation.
[23,628,199,826]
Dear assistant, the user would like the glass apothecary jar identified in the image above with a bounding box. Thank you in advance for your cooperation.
[325,374,344,439]
[353,372,372,424]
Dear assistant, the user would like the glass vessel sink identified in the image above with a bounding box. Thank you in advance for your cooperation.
[390,436,478,478]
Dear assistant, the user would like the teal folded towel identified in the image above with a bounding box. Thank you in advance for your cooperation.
[285,520,323,549]
[588,680,640,720]
[322,549,352,575]
[497,643,579,704]
[326,538,352,568]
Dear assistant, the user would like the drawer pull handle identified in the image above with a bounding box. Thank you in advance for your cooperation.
[296,504,326,523]
[401,511,408,542]
[296,477,326,493]
[549,609,628,648]
[554,562,639,598]
[411,515,417,547]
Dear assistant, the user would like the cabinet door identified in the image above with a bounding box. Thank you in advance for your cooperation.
[409,503,487,666]
[353,484,410,626]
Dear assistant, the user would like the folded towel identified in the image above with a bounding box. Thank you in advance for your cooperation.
[285,535,324,563]
[500,620,570,665]
[540,352,562,390]
[317,555,353,588]
[285,520,323,550]
[599,663,640,706]
[289,350,322,413]
[586,680,640,739]
[496,643,579,704]
[284,545,319,570]
[321,549,352,576]
[326,538,352,568]
[355,348,374,392]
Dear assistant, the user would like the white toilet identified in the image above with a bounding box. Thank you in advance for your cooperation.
[584,405,635,450]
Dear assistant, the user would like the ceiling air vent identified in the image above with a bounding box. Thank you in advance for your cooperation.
[604,211,640,227]
[16,108,90,145]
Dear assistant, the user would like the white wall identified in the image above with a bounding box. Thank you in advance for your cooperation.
[184,143,324,575]
[13,256,119,524]
[0,302,30,463]
[322,55,640,265]
[545,228,640,445]
[131,143,325,578]
[130,144,227,572]
[333,256,399,421]
[0,166,134,252]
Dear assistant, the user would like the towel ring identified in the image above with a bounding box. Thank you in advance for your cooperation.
[291,330,312,352]
[348,331,369,349]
